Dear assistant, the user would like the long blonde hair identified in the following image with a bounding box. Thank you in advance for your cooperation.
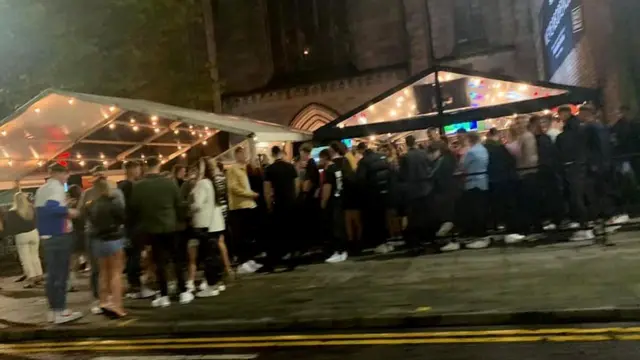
[12,192,34,221]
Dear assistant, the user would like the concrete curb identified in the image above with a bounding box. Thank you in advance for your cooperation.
[3,307,640,342]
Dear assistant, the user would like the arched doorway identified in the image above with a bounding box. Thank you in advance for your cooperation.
[290,103,338,132]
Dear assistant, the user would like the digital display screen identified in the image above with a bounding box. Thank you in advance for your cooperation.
[444,121,478,135]
[311,146,329,162]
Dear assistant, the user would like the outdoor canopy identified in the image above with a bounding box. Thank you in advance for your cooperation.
[313,65,600,141]
[0,89,311,183]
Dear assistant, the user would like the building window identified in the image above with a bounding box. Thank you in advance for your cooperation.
[267,0,350,81]
[453,0,488,48]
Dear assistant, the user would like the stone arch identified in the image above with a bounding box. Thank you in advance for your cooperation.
[289,103,339,132]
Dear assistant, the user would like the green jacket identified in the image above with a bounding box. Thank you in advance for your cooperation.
[130,173,182,234]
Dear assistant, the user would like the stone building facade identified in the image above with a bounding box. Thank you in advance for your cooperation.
[530,0,640,122]
[211,0,542,130]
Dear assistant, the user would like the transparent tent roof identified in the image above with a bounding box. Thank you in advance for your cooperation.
[335,70,567,129]
[0,90,311,182]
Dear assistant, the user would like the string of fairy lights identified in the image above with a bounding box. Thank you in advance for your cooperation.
[0,97,215,170]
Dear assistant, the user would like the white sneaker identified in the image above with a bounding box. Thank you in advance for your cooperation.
[504,233,526,244]
[186,280,195,293]
[543,223,557,231]
[436,222,454,237]
[198,281,209,292]
[465,237,491,249]
[47,311,55,323]
[325,252,348,264]
[440,242,460,252]
[566,222,581,230]
[196,288,220,298]
[54,309,83,325]
[139,287,158,299]
[151,296,171,308]
[248,260,263,271]
[237,262,257,275]
[217,284,226,292]
[374,243,394,254]
[179,291,195,305]
[90,301,103,315]
[340,252,348,262]
[613,214,630,224]
[570,230,595,242]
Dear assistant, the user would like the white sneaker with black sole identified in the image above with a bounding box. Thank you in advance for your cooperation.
[325,252,348,264]
[186,280,196,293]
[436,222,454,237]
[151,296,171,308]
[237,262,257,275]
[248,260,263,271]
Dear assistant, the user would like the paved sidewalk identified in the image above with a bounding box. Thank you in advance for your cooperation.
[2,231,640,337]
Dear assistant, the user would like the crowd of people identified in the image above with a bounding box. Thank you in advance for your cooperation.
[0,103,638,325]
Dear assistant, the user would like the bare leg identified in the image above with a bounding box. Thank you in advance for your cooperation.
[109,250,126,316]
[217,236,234,280]
[187,245,198,283]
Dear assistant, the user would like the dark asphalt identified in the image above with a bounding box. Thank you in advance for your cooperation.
[2,342,640,360]
[4,324,640,360]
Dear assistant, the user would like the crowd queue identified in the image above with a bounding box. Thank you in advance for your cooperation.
[0,103,638,325]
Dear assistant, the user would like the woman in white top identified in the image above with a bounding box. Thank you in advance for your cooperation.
[190,158,227,298]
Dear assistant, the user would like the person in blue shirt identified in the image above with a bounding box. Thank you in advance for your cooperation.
[456,131,492,250]
[34,163,83,324]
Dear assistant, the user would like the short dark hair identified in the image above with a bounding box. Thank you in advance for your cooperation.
[558,105,572,114]
[427,140,448,154]
[90,165,106,175]
[49,163,68,174]
[300,142,313,154]
[529,115,541,126]
[172,164,186,175]
[319,149,331,160]
[466,131,481,144]
[271,146,282,157]
[356,142,368,152]
[146,157,161,169]
[488,127,499,136]
[456,128,468,135]
[406,135,416,147]
[123,160,141,170]
[329,141,347,156]
[234,147,245,154]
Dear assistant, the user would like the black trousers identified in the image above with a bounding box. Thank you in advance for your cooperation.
[565,166,588,226]
[324,200,347,253]
[489,180,517,231]
[459,188,488,237]
[193,228,223,286]
[586,168,614,221]
[264,204,297,268]
[125,233,142,290]
[515,173,542,234]
[149,232,186,297]
[361,196,388,247]
[537,168,564,226]
[405,196,431,248]
[228,208,257,264]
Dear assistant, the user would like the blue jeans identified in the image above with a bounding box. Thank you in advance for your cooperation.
[43,234,74,311]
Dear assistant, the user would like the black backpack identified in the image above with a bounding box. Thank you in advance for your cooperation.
[88,196,125,241]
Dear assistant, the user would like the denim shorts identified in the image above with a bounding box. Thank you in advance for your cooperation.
[92,238,124,258]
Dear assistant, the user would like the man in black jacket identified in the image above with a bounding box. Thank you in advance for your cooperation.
[556,106,593,241]
[530,116,564,230]
[484,128,518,234]
[399,135,433,252]
[356,142,392,253]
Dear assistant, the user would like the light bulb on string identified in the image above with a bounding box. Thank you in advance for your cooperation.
[174,130,179,135]
[76,153,82,159]
[177,144,182,150]
[100,153,105,159]
[132,125,139,132]
[154,128,160,133]
[109,106,116,112]
[198,133,203,138]
[518,84,528,91]
[202,141,207,145]
[7,160,12,167]
[543,109,551,115]
[130,118,136,124]
[389,110,397,117]
[108,123,116,130]
[34,108,41,114]
[150,115,158,122]
[1,130,6,136]
[103,160,108,166]
[141,154,145,159]
[79,160,85,166]
[68,99,75,105]
[37,161,43,166]
[189,125,193,130]
[159,154,163,159]
[191,131,196,136]
[181,153,187,158]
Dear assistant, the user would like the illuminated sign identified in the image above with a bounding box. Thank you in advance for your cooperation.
[540,0,584,78]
